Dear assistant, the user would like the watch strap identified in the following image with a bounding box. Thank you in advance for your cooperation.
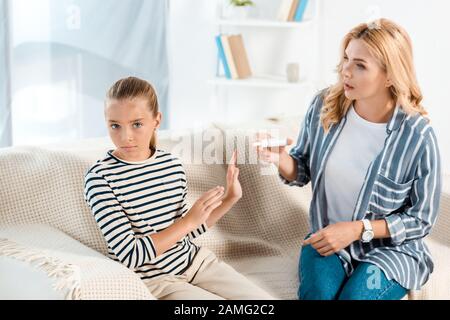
[362,219,373,232]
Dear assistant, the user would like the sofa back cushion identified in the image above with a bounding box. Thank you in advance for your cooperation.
[0,143,112,254]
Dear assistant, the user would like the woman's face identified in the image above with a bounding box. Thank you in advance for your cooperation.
[105,97,161,161]
[341,39,390,102]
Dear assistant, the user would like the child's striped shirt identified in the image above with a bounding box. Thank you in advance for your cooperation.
[84,149,208,281]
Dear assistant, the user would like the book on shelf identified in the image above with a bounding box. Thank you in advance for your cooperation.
[293,0,309,22]
[228,35,252,79]
[287,0,300,21]
[277,0,295,21]
[215,34,252,80]
[215,35,231,79]
[221,35,239,79]
[277,0,309,22]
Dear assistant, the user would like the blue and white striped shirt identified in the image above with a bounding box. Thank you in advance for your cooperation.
[84,149,208,281]
[282,90,442,290]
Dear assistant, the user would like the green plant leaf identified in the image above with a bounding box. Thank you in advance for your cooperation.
[229,0,254,7]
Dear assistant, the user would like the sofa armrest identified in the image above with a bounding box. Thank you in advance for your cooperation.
[430,174,450,246]
[0,253,70,300]
[0,225,154,300]
[0,238,82,299]
[72,252,156,300]
[407,238,450,300]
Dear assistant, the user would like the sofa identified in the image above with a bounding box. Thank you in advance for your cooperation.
[1,117,449,300]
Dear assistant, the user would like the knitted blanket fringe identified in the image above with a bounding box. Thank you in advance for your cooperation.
[0,238,81,300]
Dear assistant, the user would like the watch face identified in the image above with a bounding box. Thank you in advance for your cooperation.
[362,231,374,242]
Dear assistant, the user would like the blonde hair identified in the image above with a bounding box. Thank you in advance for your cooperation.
[106,76,160,150]
[321,18,428,133]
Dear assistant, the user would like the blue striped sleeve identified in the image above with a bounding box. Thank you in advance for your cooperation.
[84,171,158,268]
[279,94,318,187]
[385,130,442,246]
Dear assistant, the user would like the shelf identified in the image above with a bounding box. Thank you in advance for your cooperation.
[216,18,313,28]
[209,75,310,89]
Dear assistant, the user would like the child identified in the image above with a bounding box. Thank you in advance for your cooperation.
[84,76,274,300]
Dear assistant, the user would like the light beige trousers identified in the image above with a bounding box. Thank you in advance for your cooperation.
[143,247,276,300]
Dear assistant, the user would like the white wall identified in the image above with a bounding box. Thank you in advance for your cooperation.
[167,0,320,128]
[319,0,450,175]
[167,0,217,129]
[168,0,450,174]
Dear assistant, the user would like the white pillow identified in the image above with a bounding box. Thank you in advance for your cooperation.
[0,224,154,300]
[0,256,67,300]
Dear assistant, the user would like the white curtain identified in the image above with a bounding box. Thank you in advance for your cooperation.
[0,0,11,147]
[1,0,169,147]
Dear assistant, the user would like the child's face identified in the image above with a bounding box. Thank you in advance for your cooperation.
[341,39,390,102]
[105,97,161,161]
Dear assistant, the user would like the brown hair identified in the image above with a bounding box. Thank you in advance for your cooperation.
[106,76,160,150]
[321,18,428,133]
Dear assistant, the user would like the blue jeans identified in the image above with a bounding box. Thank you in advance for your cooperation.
[298,236,408,300]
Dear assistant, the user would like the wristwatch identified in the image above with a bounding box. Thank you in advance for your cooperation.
[361,219,374,243]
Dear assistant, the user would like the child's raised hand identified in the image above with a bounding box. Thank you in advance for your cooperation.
[185,186,225,228]
[225,150,242,202]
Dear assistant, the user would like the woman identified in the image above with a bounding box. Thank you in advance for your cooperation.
[257,19,441,300]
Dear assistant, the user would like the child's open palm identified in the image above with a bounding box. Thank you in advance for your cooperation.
[225,150,242,201]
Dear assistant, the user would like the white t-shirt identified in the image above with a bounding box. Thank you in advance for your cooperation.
[324,104,388,225]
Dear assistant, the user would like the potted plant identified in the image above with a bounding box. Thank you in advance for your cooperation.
[226,0,255,20]
[230,0,254,5]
